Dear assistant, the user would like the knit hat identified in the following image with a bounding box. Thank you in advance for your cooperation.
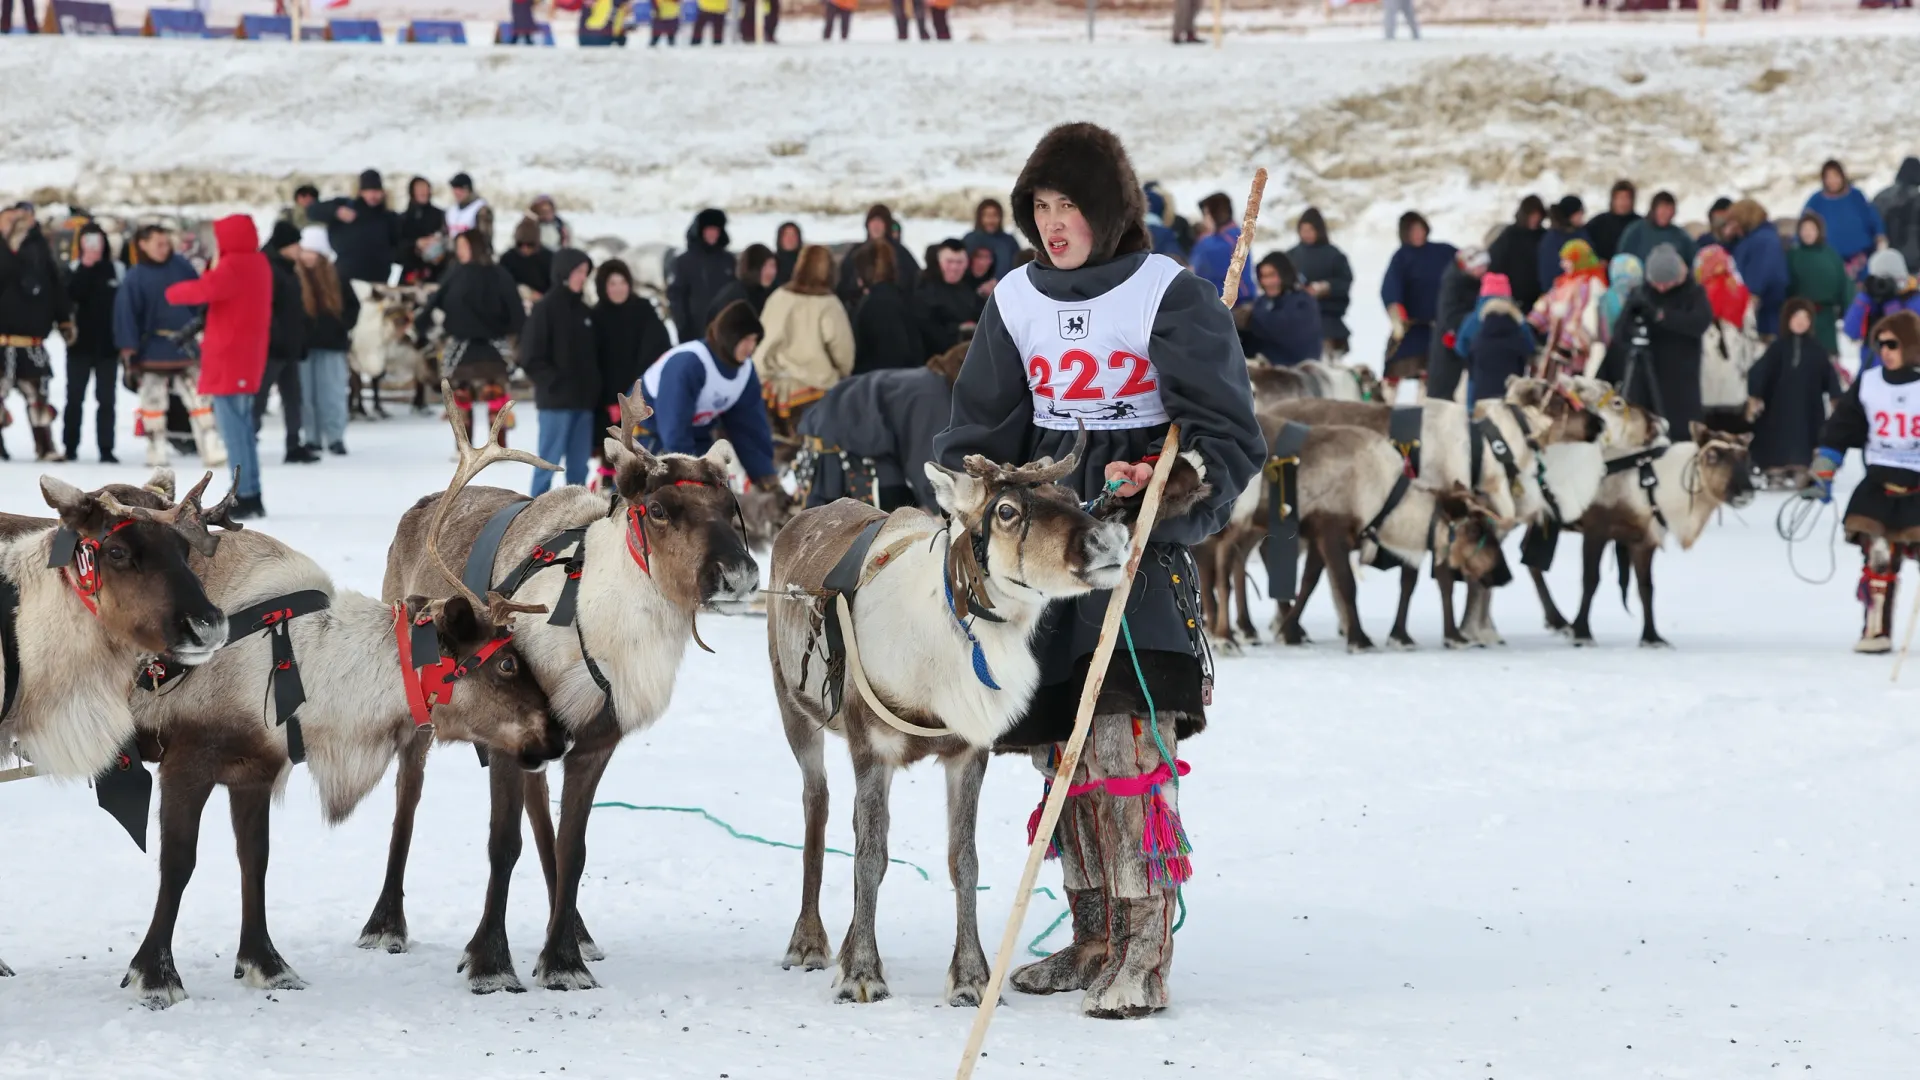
[299,224,335,261]
[1646,243,1687,287]
[1460,246,1491,272]
[450,171,474,190]
[1870,247,1911,283]
[1479,273,1512,299]
[358,169,383,193]
[1143,185,1167,221]
[264,219,301,253]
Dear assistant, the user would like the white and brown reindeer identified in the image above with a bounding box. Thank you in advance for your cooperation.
[1272,424,1516,652]
[0,473,228,978]
[1533,420,1755,647]
[349,281,439,417]
[359,394,761,993]
[113,449,567,1008]
[765,432,1140,1006]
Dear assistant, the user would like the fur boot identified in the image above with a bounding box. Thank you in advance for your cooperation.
[1012,749,1109,995]
[138,372,172,466]
[1858,543,1898,654]
[178,373,228,468]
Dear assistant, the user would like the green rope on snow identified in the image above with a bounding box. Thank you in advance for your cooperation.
[1120,615,1188,934]
[591,801,933,881]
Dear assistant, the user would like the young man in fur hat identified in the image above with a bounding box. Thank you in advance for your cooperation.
[1806,309,1920,653]
[935,122,1264,1018]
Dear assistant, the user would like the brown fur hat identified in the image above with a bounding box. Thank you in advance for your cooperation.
[707,300,763,361]
[1010,123,1150,269]
[1779,296,1819,335]
[1880,310,1920,365]
[1727,198,1769,237]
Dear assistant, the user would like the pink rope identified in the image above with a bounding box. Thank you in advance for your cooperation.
[1025,760,1192,848]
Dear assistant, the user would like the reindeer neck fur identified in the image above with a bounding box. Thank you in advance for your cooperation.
[1537,441,1606,525]
[1368,484,1449,566]
[1594,441,1716,549]
[0,531,145,779]
[849,510,1052,752]
[132,530,415,823]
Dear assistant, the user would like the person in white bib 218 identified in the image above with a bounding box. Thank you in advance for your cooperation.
[1806,310,1920,653]
[934,123,1264,1018]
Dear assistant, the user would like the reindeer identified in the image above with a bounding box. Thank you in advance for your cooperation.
[1247,357,1381,407]
[349,282,439,418]
[1273,425,1514,652]
[1539,422,1754,647]
[766,431,1131,1005]
[359,393,760,993]
[0,471,228,978]
[115,441,565,1008]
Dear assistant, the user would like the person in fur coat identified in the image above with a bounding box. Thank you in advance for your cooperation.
[1805,310,1920,652]
[935,121,1264,1019]
[1747,298,1840,485]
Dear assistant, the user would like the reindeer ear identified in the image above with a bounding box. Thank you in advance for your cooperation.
[924,462,984,519]
[144,468,177,501]
[604,437,652,501]
[434,594,483,650]
[1688,420,1711,445]
[40,476,104,533]
[1437,482,1475,521]
[704,439,748,488]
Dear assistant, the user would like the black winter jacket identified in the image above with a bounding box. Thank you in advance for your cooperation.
[0,227,70,339]
[1427,263,1482,400]
[1598,282,1714,433]
[265,251,310,361]
[668,222,735,344]
[417,262,525,344]
[913,277,983,358]
[520,250,600,411]
[1283,235,1352,342]
[321,197,402,285]
[851,282,920,374]
[64,251,119,359]
[1488,222,1547,314]
[500,245,553,297]
[306,263,360,353]
[593,294,671,409]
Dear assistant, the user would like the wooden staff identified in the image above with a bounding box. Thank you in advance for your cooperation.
[955,168,1267,1080]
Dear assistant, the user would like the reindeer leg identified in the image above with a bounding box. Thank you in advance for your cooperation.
[1233,537,1260,644]
[1465,580,1505,646]
[358,728,429,952]
[1388,564,1418,649]
[124,748,218,1009]
[780,701,833,972]
[834,749,894,1003]
[461,749,528,993]
[1324,536,1373,652]
[1633,544,1667,648]
[230,781,304,991]
[943,750,991,1007]
[533,742,615,991]
[1438,562,1469,648]
[524,771,602,962]
[371,373,390,419]
[1279,547,1323,646]
[1530,565,1571,635]
[1571,535,1606,646]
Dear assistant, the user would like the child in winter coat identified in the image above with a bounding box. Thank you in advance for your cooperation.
[1466,293,1534,404]
[1747,298,1840,487]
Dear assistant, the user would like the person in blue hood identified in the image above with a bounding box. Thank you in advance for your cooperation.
[1142,185,1182,260]
[1241,252,1322,365]
[1188,191,1254,304]
[1804,159,1886,278]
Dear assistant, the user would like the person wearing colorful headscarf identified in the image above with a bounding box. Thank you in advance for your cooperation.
[1527,238,1609,380]
[1598,252,1644,346]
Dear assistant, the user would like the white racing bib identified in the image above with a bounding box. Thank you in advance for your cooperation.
[445,198,489,236]
[1861,366,1920,471]
[995,254,1182,431]
[642,339,754,427]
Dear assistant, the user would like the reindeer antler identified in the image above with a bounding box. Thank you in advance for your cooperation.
[487,591,549,628]
[604,390,656,455]
[425,381,559,623]
[960,424,1087,487]
[99,470,227,556]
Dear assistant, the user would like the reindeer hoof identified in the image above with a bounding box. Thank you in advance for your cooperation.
[0,957,13,977]
[1639,637,1671,650]
[1214,637,1244,658]
[782,947,832,972]
[1346,639,1374,654]
[1443,635,1471,650]
[235,951,306,991]
[533,960,600,992]
[357,904,410,953]
[945,949,992,1007]
[1571,634,1595,648]
[783,918,832,971]
[467,970,528,995]
[357,930,410,954]
[123,957,189,1009]
[566,912,604,962]
[1386,635,1415,651]
[832,974,891,1004]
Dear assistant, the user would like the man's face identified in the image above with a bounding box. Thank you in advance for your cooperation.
[140,234,173,265]
[452,184,471,203]
[1297,221,1319,245]
[980,204,1002,233]
[1257,264,1282,297]
[1652,202,1674,228]
[1612,190,1633,215]
[1032,188,1094,270]
[1570,210,1587,229]
[295,193,314,209]
[969,249,994,279]
[938,249,967,285]
[362,188,384,208]
[1407,222,1428,246]
[734,333,760,364]
[702,225,721,246]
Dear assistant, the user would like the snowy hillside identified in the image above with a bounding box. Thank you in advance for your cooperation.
[4,20,1916,360]
[0,388,1916,1078]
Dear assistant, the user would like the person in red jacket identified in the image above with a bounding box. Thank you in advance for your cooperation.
[165,215,272,519]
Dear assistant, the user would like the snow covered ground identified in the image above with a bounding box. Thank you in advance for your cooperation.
[0,388,1917,1078]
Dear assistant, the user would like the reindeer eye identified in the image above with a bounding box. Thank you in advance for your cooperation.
[995,502,1019,524]
[497,655,518,676]
[104,544,131,564]
[1703,449,1719,464]
[647,498,667,520]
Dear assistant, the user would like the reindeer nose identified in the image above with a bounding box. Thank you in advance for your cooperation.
[174,610,229,662]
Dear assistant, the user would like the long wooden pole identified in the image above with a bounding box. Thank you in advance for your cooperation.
[954,167,1267,1080]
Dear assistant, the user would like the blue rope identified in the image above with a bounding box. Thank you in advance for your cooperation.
[942,536,1001,690]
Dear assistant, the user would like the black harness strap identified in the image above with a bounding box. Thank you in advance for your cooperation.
[1262,421,1312,603]
[1606,445,1670,532]
[463,499,535,599]
[1362,473,1414,570]
[821,517,886,719]
[0,572,19,724]
[1390,405,1423,478]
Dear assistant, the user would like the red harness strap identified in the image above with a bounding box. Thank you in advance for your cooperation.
[624,479,717,577]
[392,603,516,728]
[62,519,135,617]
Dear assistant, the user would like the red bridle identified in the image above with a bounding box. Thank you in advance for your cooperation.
[392,603,515,729]
[623,479,717,577]
[62,519,135,617]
